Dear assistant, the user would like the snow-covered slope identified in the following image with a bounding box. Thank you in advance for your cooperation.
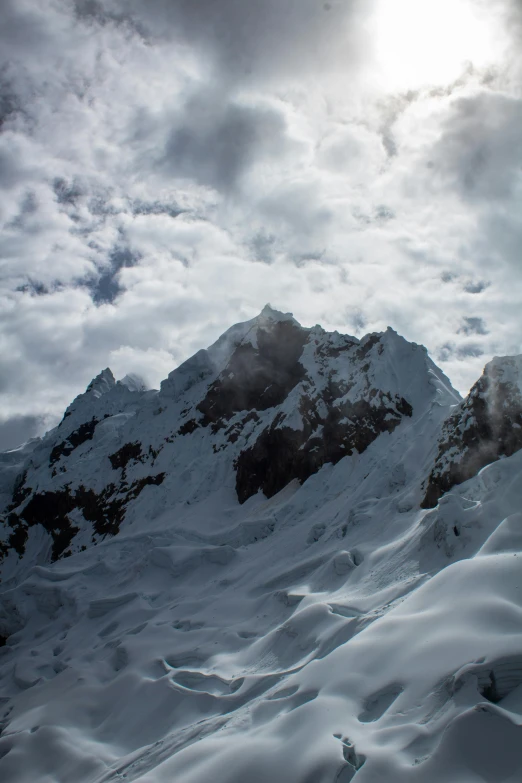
[0,307,521,783]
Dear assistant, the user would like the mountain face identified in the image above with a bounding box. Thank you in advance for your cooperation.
[0,305,457,577]
[422,355,522,508]
[1,307,522,783]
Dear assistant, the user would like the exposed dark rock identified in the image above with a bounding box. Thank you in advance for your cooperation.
[224,412,260,445]
[7,471,31,511]
[178,419,200,436]
[315,338,358,360]
[422,362,522,508]
[6,473,165,561]
[356,334,381,360]
[236,392,412,504]
[74,485,120,538]
[8,520,29,556]
[126,473,165,500]
[198,320,307,426]
[78,474,165,538]
[225,429,240,445]
[50,418,98,465]
[109,442,143,471]
[14,491,80,561]
[322,377,351,404]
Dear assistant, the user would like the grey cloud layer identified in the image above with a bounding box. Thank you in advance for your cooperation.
[88,0,370,82]
[161,91,295,192]
[432,92,522,201]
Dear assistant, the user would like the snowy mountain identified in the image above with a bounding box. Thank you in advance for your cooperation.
[0,307,521,783]
[422,355,522,508]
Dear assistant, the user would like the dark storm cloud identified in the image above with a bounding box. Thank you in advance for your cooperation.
[73,0,147,34]
[101,0,369,83]
[88,246,141,305]
[132,200,184,219]
[345,308,367,334]
[441,274,491,296]
[89,271,123,305]
[0,147,27,189]
[0,1,52,58]
[432,92,522,201]
[0,415,43,452]
[6,191,38,229]
[438,342,484,362]
[0,72,22,130]
[428,88,522,278]
[15,280,48,296]
[53,178,85,207]
[162,93,293,192]
[249,230,277,265]
[458,317,489,336]
[502,0,522,34]
[457,344,484,359]
[464,280,490,294]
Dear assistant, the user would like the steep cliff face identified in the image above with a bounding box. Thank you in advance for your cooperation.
[0,306,458,579]
[422,356,522,508]
[0,370,152,569]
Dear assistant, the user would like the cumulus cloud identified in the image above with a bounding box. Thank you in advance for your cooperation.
[458,317,489,336]
[0,0,521,446]
[430,92,522,201]
[161,91,296,192]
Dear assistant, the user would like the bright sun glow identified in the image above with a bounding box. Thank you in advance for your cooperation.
[371,0,502,92]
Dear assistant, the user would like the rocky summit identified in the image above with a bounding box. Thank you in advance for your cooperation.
[1,307,522,783]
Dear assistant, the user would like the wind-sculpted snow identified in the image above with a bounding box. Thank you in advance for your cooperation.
[0,307,521,782]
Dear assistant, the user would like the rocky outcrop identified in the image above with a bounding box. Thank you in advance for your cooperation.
[422,356,522,508]
[197,319,307,429]
[4,473,165,561]
[236,393,412,504]
[109,442,143,471]
[50,417,99,465]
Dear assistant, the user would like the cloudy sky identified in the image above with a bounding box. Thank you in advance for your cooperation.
[1,0,521,449]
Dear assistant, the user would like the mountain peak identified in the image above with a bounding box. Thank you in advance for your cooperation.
[117,373,148,393]
[422,352,522,508]
[257,304,298,325]
[85,367,115,396]
[487,354,522,391]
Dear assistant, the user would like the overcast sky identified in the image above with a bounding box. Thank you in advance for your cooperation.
[1,0,521,449]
